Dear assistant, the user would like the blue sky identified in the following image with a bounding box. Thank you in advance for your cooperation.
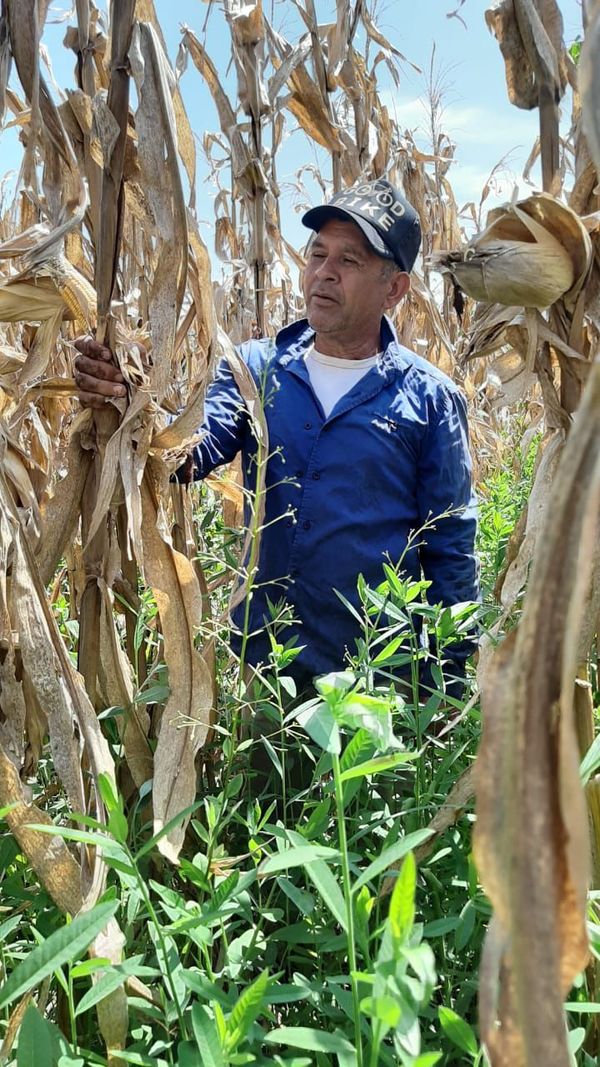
[5,1,586,259]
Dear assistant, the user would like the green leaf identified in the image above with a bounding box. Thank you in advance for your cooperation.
[339,729,373,774]
[0,899,119,1010]
[304,860,347,931]
[353,830,432,892]
[212,871,240,910]
[177,1041,201,1067]
[438,1006,478,1057]
[423,916,459,937]
[337,691,400,749]
[293,699,340,755]
[227,969,270,1050]
[568,39,582,63]
[339,752,417,782]
[135,799,203,859]
[107,1053,168,1066]
[371,637,405,663]
[276,877,315,916]
[564,1002,600,1013]
[191,1002,224,1067]
[182,972,230,1007]
[108,809,129,845]
[70,958,111,978]
[455,899,476,951]
[17,1004,54,1067]
[389,851,416,941]
[134,683,170,705]
[315,672,355,698]
[75,968,126,1016]
[580,731,600,786]
[360,993,401,1027]
[97,773,120,814]
[264,1027,354,1054]
[260,844,340,875]
[567,1028,585,1054]
[24,824,129,864]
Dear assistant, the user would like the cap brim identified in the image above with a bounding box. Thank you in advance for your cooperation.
[302,205,396,263]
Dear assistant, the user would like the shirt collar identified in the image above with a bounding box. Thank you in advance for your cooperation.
[274,315,401,367]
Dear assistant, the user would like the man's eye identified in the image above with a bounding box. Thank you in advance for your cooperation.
[343,257,358,265]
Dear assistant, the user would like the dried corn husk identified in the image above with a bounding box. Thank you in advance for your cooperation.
[435,192,592,309]
[0,254,96,329]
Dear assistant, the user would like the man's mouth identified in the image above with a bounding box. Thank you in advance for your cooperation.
[311,292,338,304]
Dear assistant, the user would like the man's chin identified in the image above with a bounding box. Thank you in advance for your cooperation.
[306,308,340,333]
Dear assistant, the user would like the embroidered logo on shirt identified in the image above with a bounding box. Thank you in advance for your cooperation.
[372,415,399,434]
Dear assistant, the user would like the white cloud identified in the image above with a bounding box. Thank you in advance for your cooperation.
[380,91,538,152]
[378,90,544,217]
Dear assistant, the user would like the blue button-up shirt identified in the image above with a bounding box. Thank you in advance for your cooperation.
[184,317,478,683]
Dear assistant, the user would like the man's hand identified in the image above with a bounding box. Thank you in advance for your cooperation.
[74,335,128,409]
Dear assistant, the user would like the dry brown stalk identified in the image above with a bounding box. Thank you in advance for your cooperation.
[475,361,600,1066]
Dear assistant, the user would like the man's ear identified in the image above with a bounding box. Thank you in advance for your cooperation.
[384,271,411,311]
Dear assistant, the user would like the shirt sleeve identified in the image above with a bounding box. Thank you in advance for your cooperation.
[173,356,250,483]
[416,386,480,675]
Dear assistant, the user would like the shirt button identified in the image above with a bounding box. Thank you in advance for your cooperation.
[311,471,320,480]
[304,421,312,429]
[295,470,303,478]
[303,520,311,530]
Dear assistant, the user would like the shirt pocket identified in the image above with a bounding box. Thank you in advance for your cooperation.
[369,412,421,462]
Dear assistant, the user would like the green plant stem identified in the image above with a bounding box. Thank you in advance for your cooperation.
[234,403,268,717]
[332,750,363,1067]
[126,845,188,1041]
[274,671,289,826]
[67,965,78,1053]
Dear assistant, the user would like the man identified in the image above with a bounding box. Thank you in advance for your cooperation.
[75,179,478,697]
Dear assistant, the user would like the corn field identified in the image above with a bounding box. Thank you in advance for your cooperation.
[0,1,599,1065]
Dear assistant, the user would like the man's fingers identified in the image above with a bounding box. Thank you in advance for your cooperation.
[74,353,125,384]
[79,391,115,409]
[74,369,127,398]
[74,334,114,362]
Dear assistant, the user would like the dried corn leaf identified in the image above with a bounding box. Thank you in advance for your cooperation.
[499,431,564,608]
[89,918,128,1065]
[130,20,188,397]
[474,364,600,1066]
[141,467,213,862]
[36,427,93,586]
[98,583,153,790]
[136,0,197,201]
[0,743,83,915]
[359,6,419,72]
[266,23,343,153]
[580,0,600,178]
[513,0,567,99]
[0,458,117,905]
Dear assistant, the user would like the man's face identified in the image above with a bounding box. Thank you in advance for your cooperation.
[302,218,407,342]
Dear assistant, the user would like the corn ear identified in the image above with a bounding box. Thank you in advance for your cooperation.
[0,255,96,328]
[435,192,592,309]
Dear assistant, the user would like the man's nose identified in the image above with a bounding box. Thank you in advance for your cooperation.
[315,255,338,280]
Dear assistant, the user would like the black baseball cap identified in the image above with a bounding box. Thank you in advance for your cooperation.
[302,179,421,273]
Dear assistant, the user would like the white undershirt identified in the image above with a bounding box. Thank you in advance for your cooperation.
[304,345,379,417]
